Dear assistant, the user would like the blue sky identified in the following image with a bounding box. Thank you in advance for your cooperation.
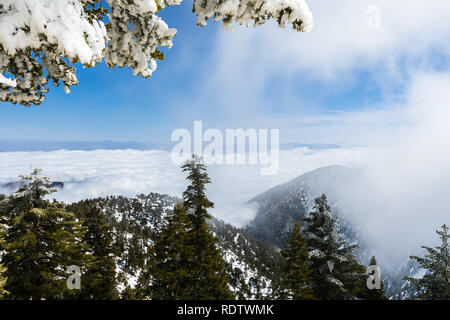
[2,0,450,145]
[1,2,216,143]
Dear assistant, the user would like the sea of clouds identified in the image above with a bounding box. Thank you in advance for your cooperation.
[0,146,367,227]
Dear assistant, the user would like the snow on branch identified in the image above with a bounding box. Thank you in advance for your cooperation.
[0,0,313,106]
[0,73,16,87]
[0,0,107,105]
[193,0,313,32]
[104,0,180,78]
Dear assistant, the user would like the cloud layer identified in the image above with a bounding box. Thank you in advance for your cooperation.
[330,72,450,268]
[192,0,450,145]
[0,147,366,226]
[215,0,450,79]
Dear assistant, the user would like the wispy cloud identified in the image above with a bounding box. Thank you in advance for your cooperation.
[328,72,450,268]
[213,0,450,79]
[187,0,450,144]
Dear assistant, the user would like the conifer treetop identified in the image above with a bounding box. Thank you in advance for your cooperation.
[14,166,57,208]
[182,155,214,226]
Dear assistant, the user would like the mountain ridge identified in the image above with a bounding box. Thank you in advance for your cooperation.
[244,165,419,299]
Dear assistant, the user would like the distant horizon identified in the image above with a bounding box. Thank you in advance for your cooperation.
[0,139,350,152]
[0,147,367,226]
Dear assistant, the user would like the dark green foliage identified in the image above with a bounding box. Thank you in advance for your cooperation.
[278,221,315,300]
[126,234,145,272]
[121,285,136,300]
[78,205,118,300]
[182,155,214,228]
[185,217,234,299]
[0,169,89,300]
[0,264,6,299]
[360,256,387,300]
[67,193,174,282]
[181,155,234,300]
[141,202,195,299]
[404,224,450,300]
[303,194,366,300]
[1,205,89,299]
[0,221,6,298]
[337,255,371,300]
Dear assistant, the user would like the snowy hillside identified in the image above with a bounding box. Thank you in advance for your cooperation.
[68,193,279,299]
[245,166,420,299]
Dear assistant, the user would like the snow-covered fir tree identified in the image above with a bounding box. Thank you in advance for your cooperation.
[0,168,91,299]
[303,194,366,300]
[0,0,313,106]
[404,224,450,300]
[16,166,57,208]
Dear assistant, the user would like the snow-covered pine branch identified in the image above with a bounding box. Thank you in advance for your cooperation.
[193,0,313,32]
[16,166,58,202]
[0,0,313,106]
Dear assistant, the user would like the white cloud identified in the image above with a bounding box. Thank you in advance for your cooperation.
[0,147,366,226]
[189,0,450,145]
[215,0,450,79]
[330,72,450,269]
[266,104,412,145]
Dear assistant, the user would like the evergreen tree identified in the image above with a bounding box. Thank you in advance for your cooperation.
[404,224,450,300]
[79,205,118,300]
[182,155,214,228]
[127,234,145,271]
[0,219,6,299]
[279,221,315,300]
[17,167,56,208]
[303,194,366,300]
[339,255,371,300]
[142,202,195,299]
[0,264,6,299]
[0,168,89,299]
[182,155,234,300]
[121,285,136,300]
[361,256,387,300]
